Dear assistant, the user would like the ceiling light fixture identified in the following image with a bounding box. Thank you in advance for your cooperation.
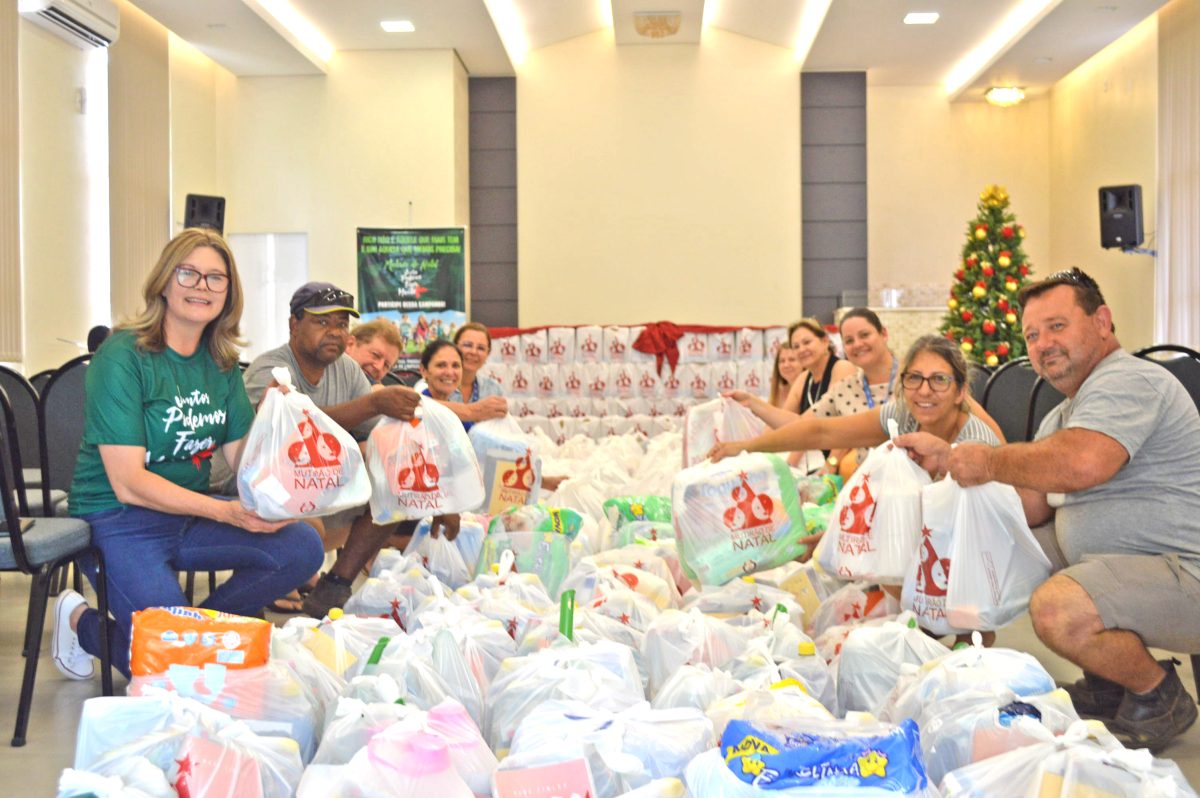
[985,86,1026,106]
[943,0,1062,99]
[246,0,335,64]
[380,20,415,33]
[482,0,529,67]
[793,0,833,65]
[903,12,940,25]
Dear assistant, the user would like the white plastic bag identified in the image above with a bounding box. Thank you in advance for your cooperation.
[366,397,485,523]
[835,614,950,715]
[238,367,370,520]
[672,452,807,585]
[468,416,543,514]
[945,481,1053,631]
[829,425,930,584]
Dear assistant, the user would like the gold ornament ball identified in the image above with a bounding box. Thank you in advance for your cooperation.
[948,298,959,310]
[961,341,974,354]
[1006,281,1018,293]
[1006,312,1018,324]
[972,286,986,298]
[998,255,1011,267]
[987,354,999,367]
[974,228,987,240]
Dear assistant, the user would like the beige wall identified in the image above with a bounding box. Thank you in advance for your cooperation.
[169,33,224,232]
[517,28,802,327]
[212,49,467,293]
[19,20,94,372]
[1049,15,1159,349]
[866,87,1052,297]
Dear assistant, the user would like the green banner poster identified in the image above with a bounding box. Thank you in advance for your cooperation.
[356,227,467,371]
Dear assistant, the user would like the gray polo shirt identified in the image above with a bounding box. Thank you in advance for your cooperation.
[1035,349,1200,578]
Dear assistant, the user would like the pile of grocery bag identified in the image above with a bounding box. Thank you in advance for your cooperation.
[56,407,1198,797]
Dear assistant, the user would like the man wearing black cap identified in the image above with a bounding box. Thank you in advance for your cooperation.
[243,282,421,617]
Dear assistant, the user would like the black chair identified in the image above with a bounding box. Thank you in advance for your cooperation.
[1135,344,1200,412]
[967,363,992,401]
[0,367,46,511]
[1025,376,1067,442]
[1134,344,1200,697]
[27,369,54,396]
[0,385,113,746]
[37,354,91,518]
[980,357,1040,443]
[383,369,422,388]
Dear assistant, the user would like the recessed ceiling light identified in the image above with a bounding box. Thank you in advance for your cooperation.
[986,86,1026,106]
[380,20,415,33]
[1034,56,1053,64]
[903,12,940,25]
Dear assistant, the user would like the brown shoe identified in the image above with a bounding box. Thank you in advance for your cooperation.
[301,574,353,619]
[1111,659,1198,751]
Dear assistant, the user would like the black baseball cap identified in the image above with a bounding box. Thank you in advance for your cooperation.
[289,282,360,318]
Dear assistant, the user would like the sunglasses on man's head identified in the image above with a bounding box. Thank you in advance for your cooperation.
[306,288,354,308]
[1046,267,1106,304]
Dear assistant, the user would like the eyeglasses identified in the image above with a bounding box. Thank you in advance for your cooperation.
[175,266,229,293]
[900,372,956,392]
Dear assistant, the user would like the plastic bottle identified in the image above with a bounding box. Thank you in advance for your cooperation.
[427,700,498,796]
[368,730,474,798]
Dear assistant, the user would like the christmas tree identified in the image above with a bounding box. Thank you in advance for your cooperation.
[940,185,1035,367]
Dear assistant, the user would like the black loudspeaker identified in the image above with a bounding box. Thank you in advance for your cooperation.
[184,194,226,234]
[1098,185,1143,250]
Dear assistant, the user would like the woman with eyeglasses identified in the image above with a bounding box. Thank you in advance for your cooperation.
[710,333,1002,478]
[50,228,324,681]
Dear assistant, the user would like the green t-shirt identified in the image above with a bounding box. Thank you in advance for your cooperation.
[69,330,254,516]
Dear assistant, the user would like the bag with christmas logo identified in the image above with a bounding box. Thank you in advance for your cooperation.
[828,421,930,584]
[467,416,543,514]
[366,397,485,523]
[237,367,369,520]
[672,452,806,586]
[682,397,767,468]
[902,478,1052,634]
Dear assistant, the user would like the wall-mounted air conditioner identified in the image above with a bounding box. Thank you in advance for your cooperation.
[19,0,119,49]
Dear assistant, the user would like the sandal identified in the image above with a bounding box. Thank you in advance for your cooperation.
[296,574,321,597]
[266,591,305,614]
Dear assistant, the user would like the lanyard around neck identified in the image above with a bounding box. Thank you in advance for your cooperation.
[863,355,897,410]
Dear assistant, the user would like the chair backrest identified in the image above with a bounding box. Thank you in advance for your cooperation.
[0,384,35,572]
[385,369,422,388]
[0,366,41,478]
[1135,344,1200,414]
[1026,376,1067,441]
[28,369,55,395]
[981,356,1039,443]
[38,354,91,503]
[967,364,992,400]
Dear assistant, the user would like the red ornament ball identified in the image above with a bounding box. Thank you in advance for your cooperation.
[955,269,965,281]
[1019,265,1030,276]
[1002,226,1014,239]
[975,280,987,289]
[966,255,978,266]
[997,342,1010,356]
[961,309,974,322]
[963,336,975,345]
[982,266,995,277]
[998,298,1009,311]
[982,320,996,335]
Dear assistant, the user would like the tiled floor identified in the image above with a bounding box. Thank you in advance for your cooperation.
[1,569,1198,795]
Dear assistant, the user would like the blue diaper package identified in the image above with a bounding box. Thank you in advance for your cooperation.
[720,718,930,792]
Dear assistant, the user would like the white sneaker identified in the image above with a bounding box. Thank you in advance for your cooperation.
[52,590,94,680]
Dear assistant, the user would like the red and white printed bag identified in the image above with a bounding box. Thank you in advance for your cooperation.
[366,397,485,523]
[238,367,369,520]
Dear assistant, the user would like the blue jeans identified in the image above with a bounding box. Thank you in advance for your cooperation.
[76,502,324,678]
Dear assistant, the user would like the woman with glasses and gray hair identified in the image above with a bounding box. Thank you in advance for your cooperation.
[50,228,324,681]
[710,334,1003,525]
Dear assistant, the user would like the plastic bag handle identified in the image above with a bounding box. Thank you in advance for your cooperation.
[270,366,293,389]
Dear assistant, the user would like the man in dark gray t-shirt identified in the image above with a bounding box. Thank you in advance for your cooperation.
[937,268,1200,751]
[243,282,421,618]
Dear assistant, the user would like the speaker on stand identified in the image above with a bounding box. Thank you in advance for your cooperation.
[184,194,226,235]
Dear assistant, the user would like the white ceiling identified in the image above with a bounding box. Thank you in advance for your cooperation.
[130,0,1168,101]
